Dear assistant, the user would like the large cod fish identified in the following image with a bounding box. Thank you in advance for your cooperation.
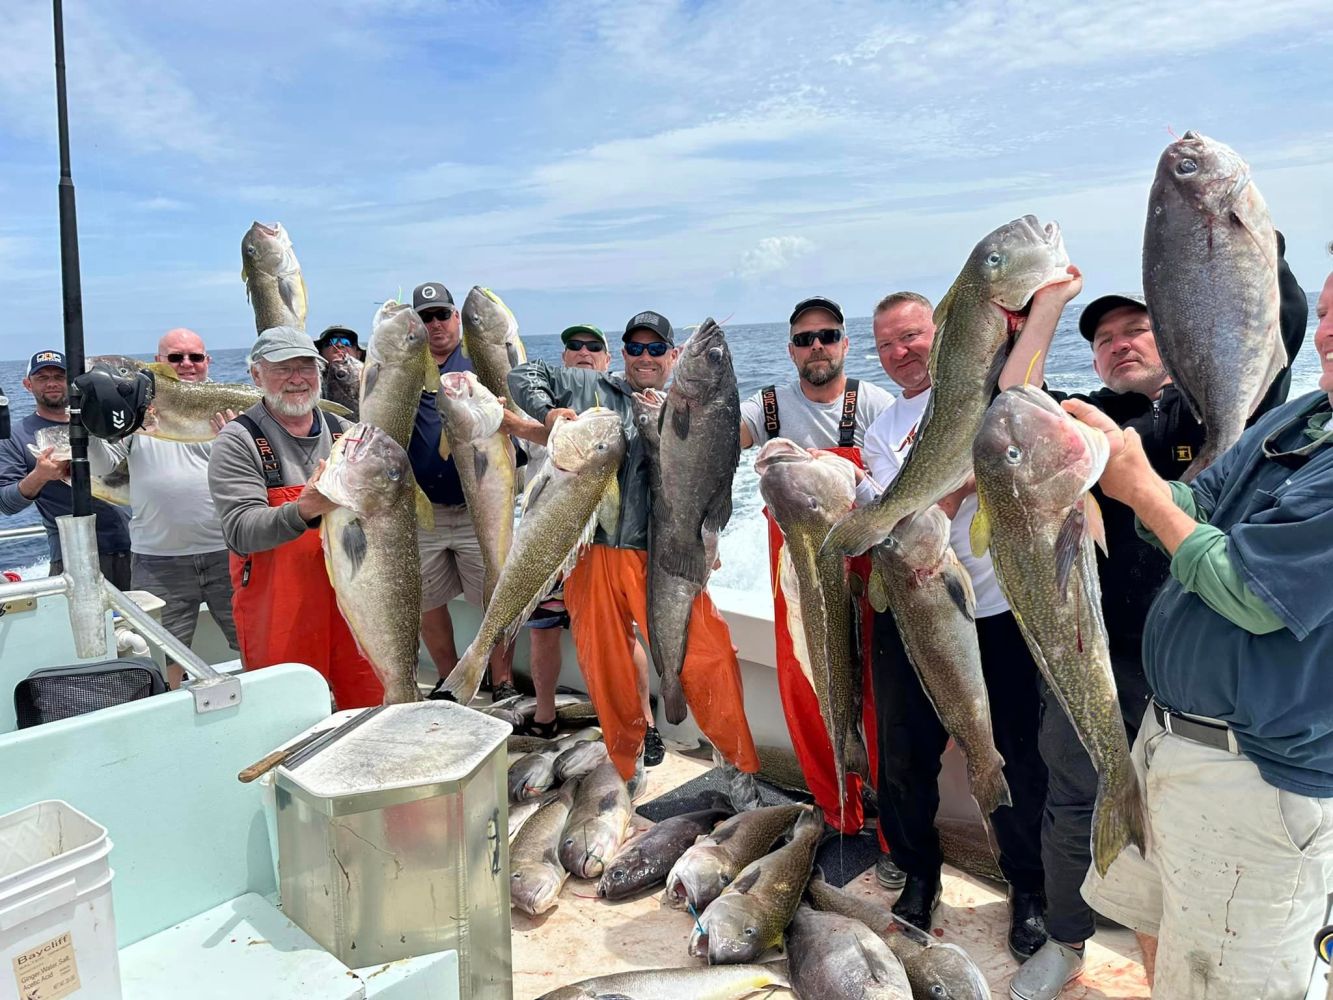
[241,222,307,333]
[510,781,577,916]
[360,301,437,450]
[756,438,867,812]
[1143,131,1284,480]
[786,904,911,998]
[824,215,1073,557]
[640,319,740,724]
[441,410,625,705]
[972,386,1145,875]
[317,423,427,704]
[868,507,1011,817]
[436,371,517,606]
[460,287,527,414]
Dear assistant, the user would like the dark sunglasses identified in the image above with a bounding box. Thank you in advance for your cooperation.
[565,339,605,353]
[420,307,454,324]
[623,341,670,357]
[325,336,353,348]
[165,352,207,363]
[790,328,844,348]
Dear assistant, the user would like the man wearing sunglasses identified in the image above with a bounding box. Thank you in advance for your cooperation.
[408,281,524,702]
[314,325,365,362]
[508,310,761,804]
[85,327,238,685]
[739,295,894,838]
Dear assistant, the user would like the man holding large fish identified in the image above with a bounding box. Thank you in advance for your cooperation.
[508,311,760,803]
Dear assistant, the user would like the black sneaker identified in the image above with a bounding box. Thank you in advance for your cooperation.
[491,681,520,703]
[643,726,666,767]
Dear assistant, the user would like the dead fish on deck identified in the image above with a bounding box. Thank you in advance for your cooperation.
[786,904,911,998]
[321,354,362,419]
[510,781,578,916]
[509,730,600,802]
[534,963,790,999]
[559,759,633,879]
[938,817,1005,885]
[507,798,543,843]
[597,792,733,900]
[664,802,807,913]
[553,739,608,783]
[241,221,307,333]
[754,744,810,794]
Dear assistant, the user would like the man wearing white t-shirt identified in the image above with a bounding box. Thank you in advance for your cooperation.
[862,291,1049,956]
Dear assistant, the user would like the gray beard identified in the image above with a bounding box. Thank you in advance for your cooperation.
[801,355,844,387]
[265,390,317,418]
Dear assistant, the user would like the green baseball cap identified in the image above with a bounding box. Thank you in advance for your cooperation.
[560,324,607,347]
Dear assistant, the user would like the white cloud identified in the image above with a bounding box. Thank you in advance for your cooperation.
[734,236,816,279]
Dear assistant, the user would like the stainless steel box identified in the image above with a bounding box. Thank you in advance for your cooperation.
[274,702,511,999]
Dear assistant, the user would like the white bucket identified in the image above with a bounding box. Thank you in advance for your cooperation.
[0,800,120,1000]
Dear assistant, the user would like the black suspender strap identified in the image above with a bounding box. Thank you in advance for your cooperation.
[838,378,860,448]
[234,413,284,490]
[761,385,780,436]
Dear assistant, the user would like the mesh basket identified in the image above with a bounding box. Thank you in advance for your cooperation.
[14,657,167,728]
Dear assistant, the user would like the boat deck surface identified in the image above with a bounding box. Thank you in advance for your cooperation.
[512,751,1150,1000]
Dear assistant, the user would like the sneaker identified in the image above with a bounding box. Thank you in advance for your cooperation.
[875,855,907,890]
[491,681,521,703]
[643,726,666,767]
[1009,940,1085,1000]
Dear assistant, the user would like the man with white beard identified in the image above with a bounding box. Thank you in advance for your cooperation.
[208,326,384,708]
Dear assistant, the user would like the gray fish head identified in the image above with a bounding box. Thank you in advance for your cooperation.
[884,505,953,572]
[241,222,291,277]
[325,355,361,385]
[663,844,728,910]
[1154,131,1252,217]
[757,438,857,528]
[967,215,1072,318]
[86,354,147,377]
[463,286,518,345]
[973,386,1109,510]
[436,371,504,441]
[559,818,619,879]
[317,422,414,515]
[596,849,647,899]
[692,894,766,964]
[508,755,556,801]
[671,319,734,397]
[909,941,992,1000]
[370,301,428,363]
[547,408,627,475]
[510,861,564,916]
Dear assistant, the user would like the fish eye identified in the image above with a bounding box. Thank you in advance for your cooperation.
[744,926,757,937]
[707,347,723,362]
[1005,444,1022,464]
[1177,158,1198,175]
[719,874,731,885]
[930,987,946,998]
[511,872,521,881]
[985,251,1003,267]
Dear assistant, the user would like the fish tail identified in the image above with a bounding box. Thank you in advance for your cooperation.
[822,505,896,557]
[1091,767,1148,877]
[661,668,688,726]
[968,749,1013,816]
[1181,444,1222,483]
[442,641,489,705]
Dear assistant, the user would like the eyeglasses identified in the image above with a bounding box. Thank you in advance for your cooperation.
[325,337,353,348]
[165,353,207,363]
[420,307,454,324]
[623,341,670,357]
[565,339,605,353]
[790,328,844,348]
[263,360,322,379]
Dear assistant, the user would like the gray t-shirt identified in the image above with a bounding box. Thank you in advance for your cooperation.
[741,378,895,450]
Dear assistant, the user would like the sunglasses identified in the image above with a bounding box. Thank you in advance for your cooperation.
[325,336,353,348]
[790,329,844,348]
[623,341,670,357]
[565,339,605,353]
[165,353,207,363]
[420,307,454,324]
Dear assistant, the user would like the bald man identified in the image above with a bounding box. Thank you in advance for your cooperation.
[88,328,238,684]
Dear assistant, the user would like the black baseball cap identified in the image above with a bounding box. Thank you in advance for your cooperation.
[623,310,675,346]
[789,295,844,325]
[1078,294,1148,342]
[314,325,360,351]
[413,282,454,312]
[27,350,67,376]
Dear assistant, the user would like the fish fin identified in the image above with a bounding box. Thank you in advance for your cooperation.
[1085,492,1108,556]
[423,350,441,392]
[969,502,992,558]
[1091,764,1148,877]
[415,487,435,530]
[279,272,305,322]
[315,399,354,418]
[362,361,380,398]
[730,867,763,896]
[522,470,549,515]
[1053,507,1085,602]
[341,519,369,576]
[473,449,489,481]
[867,559,890,614]
[1252,332,1288,417]
[891,917,935,948]
[822,506,892,558]
[702,487,733,534]
[983,339,1010,395]
[460,337,471,359]
[437,430,452,461]
[778,549,817,693]
[506,340,525,369]
[942,551,977,621]
[670,403,690,440]
[147,361,179,381]
[968,750,1013,816]
[654,537,708,582]
[596,476,620,537]
[442,642,487,704]
[856,933,905,987]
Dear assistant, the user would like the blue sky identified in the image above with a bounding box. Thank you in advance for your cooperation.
[0,0,1330,359]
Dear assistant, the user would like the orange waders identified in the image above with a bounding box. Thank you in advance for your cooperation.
[228,415,384,709]
[564,544,760,781]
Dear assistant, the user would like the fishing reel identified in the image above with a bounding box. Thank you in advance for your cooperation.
[72,363,154,441]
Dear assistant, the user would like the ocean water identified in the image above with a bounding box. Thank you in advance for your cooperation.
[1,301,1324,591]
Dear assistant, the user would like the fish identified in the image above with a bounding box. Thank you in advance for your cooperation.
[663,802,807,913]
[460,286,527,413]
[867,506,1011,817]
[534,964,790,999]
[508,797,543,843]
[360,301,438,450]
[937,817,1005,885]
[757,437,868,812]
[596,794,733,901]
[688,805,823,964]
[555,700,600,725]
[636,319,740,725]
[786,904,911,998]
[240,222,307,333]
[315,422,427,705]
[553,739,609,783]
[824,215,1073,557]
[971,385,1146,875]
[510,781,579,916]
[30,426,131,506]
[436,371,517,605]
[806,872,990,1000]
[558,759,633,879]
[754,744,810,794]
[1143,131,1284,480]
[509,729,601,802]
[321,354,362,420]
[441,410,625,704]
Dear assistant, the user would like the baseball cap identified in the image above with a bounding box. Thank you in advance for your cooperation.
[1078,294,1148,342]
[561,324,607,347]
[314,325,360,351]
[27,350,67,376]
[413,282,454,312]
[249,326,321,365]
[789,296,844,326]
[622,310,674,346]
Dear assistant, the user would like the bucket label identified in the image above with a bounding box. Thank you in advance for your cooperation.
[11,931,81,1000]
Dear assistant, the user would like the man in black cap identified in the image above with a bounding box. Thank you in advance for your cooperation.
[313,325,364,362]
[1005,241,1308,999]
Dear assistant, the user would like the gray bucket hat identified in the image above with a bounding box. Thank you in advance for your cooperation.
[250,326,321,364]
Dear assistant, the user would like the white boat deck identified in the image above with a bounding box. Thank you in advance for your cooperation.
[511,750,1150,1000]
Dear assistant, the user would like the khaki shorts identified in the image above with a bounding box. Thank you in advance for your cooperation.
[1083,707,1333,999]
[418,503,486,612]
